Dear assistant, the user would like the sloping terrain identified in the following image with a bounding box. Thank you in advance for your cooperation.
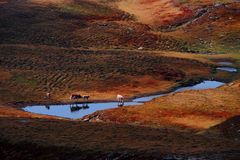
[0,0,239,159]
[116,0,195,27]
[165,2,240,53]
[203,115,240,139]
[0,0,239,53]
[0,117,239,160]
[0,45,212,104]
[0,0,189,51]
[84,81,240,130]
[114,0,237,27]
[1,0,239,104]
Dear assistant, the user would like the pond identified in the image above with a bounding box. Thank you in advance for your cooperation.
[217,62,233,66]
[216,61,238,72]
[216,67,237,72]
[23,80,225,119]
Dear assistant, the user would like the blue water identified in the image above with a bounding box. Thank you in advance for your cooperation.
[216,67,237,72]
[24,102,141,119]
[217,62,233,66]
[134,80,224,103]
[174,80,224,92]
[216,61,237,72]
[133,94,167,103]
[23,80,225,119]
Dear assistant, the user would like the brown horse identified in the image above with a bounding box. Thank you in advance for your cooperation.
[70,94,90,102]
[70,94,82,100]
[82,95,90,102]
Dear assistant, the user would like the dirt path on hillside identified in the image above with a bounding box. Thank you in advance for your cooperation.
[116,0,194,26]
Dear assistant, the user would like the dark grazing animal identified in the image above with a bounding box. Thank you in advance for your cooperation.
[70,94,82,100]
[70,94,90,102]
[82,95,90,101]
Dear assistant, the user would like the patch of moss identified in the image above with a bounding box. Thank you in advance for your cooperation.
[12,74,37,88]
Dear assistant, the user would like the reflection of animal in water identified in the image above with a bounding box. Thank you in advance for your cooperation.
[70,94,90,102]
[45,105,50,110]
[82,103,89,109]
[117,94,124,106]
[70,105,81,112]
[70,104,89,112]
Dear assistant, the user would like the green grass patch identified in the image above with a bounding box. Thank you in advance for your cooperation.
[187,39,240,55]
[12,74,38,88]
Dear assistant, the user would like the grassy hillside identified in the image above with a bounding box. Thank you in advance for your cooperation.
[1,0,239,53]
[0,0,188,51]
[0,0,239,104]
[0,45,212,103]
[83,80,240,130]
[0,1,239,159]
[0,117,239,159]
[165,2,240,54]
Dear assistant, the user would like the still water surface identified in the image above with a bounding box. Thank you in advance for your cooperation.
[23,80,225,119]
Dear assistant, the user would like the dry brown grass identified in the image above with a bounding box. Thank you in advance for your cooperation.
[86,81,240,130]
[116,0,194,26]
[0,105,63,119]
[163,2,240,53]
[0,0,239,159]
[0,45,213,104]
[28,0,73,5]
[0,116,239,159]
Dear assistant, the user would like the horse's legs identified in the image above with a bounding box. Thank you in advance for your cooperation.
[83,97,88,103]
[117,98,124,106]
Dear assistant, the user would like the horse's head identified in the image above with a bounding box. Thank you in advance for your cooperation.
[117,94,124,100]
[83,95,90,99]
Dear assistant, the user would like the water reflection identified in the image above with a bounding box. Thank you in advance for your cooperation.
[70,104,89,112]
[23,80,225,119]
[24,101,141,119]
[45,105,50,110]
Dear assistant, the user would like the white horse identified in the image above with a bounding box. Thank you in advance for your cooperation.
[46,92,50,99]
[117,94,124,106]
